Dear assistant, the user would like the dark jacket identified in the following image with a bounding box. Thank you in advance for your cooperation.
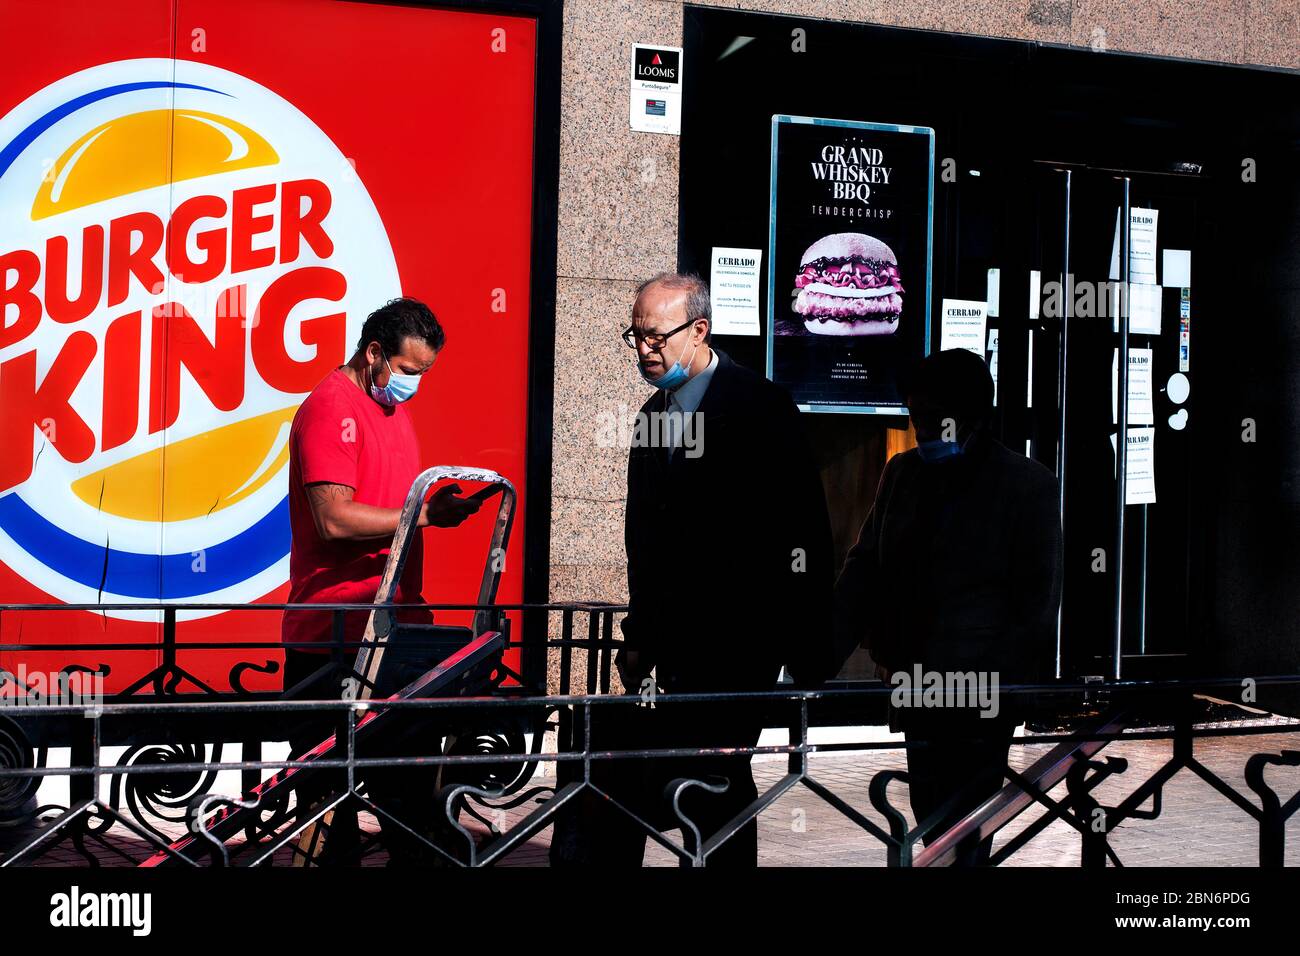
[833,430,1063,686]
[621,349,835,692]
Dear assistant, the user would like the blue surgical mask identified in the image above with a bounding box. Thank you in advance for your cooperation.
[639,338,701,391]
[917,429,976,462]
[917,438,963,462]
[370,354,421,406]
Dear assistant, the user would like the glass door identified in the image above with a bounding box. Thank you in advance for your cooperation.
[1024,165,1205,680]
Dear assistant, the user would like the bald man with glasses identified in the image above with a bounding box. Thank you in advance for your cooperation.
[553,272,837,867]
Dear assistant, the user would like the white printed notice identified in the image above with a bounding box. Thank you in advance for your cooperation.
[1026,329,1034,408]
[939,299,987,356]
[1111,347,1154,425]
[1109,206,1159,284]
[1110,428,1157,505]
[1111,281,1162,335]
[709,247,762,335]
[1163,249,1191,288]
[987,328,999,406]
[986,268,1001,317]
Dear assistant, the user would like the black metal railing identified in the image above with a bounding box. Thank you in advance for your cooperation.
[0,603,1297,868]
[0,600,632,699]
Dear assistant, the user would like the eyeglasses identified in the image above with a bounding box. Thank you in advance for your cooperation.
[621,318,697,350]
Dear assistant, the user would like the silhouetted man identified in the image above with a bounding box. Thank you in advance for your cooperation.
[555,272,834,867]
[834,348,1062,866]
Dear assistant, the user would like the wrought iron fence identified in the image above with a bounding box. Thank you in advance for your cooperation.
[0,603,1297,868]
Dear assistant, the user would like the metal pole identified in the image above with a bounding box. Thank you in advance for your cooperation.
[1054,168,1072,679]
[1139,506,1148,654]
[1113,178,1130,681]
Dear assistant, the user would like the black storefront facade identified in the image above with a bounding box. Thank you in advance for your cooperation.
[676,7,1299,707]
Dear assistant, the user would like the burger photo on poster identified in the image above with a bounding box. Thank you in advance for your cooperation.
[788,232,904,336]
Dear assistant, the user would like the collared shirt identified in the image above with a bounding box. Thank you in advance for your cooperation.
[663,348,717,453]
[667,347,718,415]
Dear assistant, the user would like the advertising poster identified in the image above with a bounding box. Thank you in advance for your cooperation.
[0,0,539,691]
[767,115,933,414]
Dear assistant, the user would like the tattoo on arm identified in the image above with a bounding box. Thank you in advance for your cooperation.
[306,482,355,508]
[304,483,357,540]
[303,482,401,541]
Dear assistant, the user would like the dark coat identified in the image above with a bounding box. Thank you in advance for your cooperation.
[833,430,1063,686]
[621,349,835,693]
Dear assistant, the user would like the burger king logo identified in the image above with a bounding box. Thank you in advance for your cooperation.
[0,59,400,617]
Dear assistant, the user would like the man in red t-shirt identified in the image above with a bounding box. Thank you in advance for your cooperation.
[283,296,478,661]
[282,296,479,865]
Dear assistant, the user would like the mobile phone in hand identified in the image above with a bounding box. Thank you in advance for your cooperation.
[465,483,504,505]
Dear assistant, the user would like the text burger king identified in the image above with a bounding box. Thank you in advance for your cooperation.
[0,59,400,614]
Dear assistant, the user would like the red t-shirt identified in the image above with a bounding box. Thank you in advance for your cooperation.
[282,368,429,652]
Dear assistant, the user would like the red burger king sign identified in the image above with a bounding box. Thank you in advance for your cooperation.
[0,1,539,692]
[0,58,400,614]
